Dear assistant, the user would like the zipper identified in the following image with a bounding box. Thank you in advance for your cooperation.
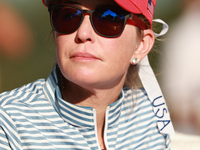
[93,107,110,150]
[93,109,101,150]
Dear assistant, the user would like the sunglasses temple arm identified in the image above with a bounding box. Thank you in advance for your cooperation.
[129,14,147,30]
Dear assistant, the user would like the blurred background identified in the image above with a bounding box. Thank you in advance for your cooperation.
[0,0,55,92]
[0,0,200,149]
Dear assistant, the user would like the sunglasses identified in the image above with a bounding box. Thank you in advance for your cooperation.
[48,4,147,38]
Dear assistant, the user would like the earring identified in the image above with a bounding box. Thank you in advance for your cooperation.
[132,58,139,64]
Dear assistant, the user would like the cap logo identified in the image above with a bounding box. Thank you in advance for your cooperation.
[148,0,154,16]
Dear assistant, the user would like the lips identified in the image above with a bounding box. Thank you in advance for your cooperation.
[70,52,100,61]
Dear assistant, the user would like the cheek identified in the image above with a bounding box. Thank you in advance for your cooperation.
[54,33,73,60]
[120,26,139,59]
[54,33,69,50]
[103,29,138,63]
[100,38,136,77]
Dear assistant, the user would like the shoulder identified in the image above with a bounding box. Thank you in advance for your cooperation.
[122,87,159,126]
[121,88,171,148]
[0,79,46,107]
[0,79,46,150]
[123,87,149,103]
[123,87,147,95]
[122,87,153,117]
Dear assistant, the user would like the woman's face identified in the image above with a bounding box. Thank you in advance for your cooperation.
[53,0,141,89]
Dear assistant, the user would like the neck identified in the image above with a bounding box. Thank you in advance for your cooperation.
[59,72,125,150]
[61,79,122,109]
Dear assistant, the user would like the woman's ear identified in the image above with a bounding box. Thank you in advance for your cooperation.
[130,29,155,64]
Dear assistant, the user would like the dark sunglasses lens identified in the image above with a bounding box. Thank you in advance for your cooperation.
[51,6,82,34]
[92,9,126,37]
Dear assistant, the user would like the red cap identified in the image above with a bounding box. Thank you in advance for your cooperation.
[42,0,156,28]
[115,0,156,27]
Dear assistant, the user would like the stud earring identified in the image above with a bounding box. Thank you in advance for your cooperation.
[132,58,139,64]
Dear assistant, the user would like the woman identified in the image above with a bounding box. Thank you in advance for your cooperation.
[0,0,174,149]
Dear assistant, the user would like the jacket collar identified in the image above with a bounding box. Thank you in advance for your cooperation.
[43,66,124,128]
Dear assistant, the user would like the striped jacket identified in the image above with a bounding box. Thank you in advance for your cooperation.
[0,66,170,150]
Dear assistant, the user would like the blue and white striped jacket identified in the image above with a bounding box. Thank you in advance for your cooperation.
[0,66,170,150]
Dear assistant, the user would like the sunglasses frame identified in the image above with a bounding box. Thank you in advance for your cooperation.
[48,4,147,38]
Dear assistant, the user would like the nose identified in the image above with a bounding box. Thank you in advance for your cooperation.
[75,15,95,43]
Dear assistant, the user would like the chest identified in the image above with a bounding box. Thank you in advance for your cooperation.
[8,102,165,150]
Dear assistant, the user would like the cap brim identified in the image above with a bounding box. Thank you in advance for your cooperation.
[114,0,141,14]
